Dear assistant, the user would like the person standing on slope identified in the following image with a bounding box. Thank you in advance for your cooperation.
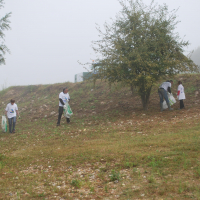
[158,80,173,112]
[177,81,185,109]
[57,87,70,126]
[5,99,20,133]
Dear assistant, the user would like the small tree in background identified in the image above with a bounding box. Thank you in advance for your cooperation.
[0,0,11,65]
[92,0,198,110]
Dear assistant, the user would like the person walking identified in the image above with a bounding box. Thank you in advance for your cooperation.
[57,87,70,126]
[158,80,174,111]
[177,81,185,109]
[5,99,20,133]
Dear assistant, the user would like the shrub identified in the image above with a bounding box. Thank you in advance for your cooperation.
[110,170,120,182]
[71,179,81,189]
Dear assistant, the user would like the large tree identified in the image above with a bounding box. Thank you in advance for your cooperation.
[0,0,11,65]
[92,0,198,110]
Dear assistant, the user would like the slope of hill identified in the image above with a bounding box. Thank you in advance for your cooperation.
[0,74,200,199]
[0,74,200,122]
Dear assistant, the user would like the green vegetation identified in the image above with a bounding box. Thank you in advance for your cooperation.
[185,85,197,93]
[0,0,12,65]
[0,74,200,199]
[0,154,4,170]
[92,0,198,110]
[110,170,120,182]
[71,179,81,189]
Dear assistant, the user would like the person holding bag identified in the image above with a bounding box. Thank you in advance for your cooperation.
[57,87,70,126]
[5,99,20,133]
[158,80,174,111]
[177,81,185,109]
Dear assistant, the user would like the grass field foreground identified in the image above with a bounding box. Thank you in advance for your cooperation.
[1,74,200,199]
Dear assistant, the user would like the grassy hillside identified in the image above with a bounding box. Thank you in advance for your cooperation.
[0,74,200,199]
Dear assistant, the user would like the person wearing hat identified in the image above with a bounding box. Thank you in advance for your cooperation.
[57,88,70,126]
[158,80,174,111]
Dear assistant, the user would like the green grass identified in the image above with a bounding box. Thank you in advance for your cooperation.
[110,170,120,182]
[185,85,197,93]
[1,75,200,199]
[1,117,200,199]
[71,179,81,189]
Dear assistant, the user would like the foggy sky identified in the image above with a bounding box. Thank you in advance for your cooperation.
[191,47,200,66]
[0,0,200,89]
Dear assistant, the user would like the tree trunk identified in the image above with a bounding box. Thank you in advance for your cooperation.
[140,86,152,110]
[130,84,134,96]
[93,78,96,89]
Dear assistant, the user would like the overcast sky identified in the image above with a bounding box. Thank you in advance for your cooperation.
[0,0,200,89]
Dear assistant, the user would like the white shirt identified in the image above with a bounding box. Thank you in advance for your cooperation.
[177,84,185,100]
[59,92,70,107]
[5,103,18,118]
[159,82,171,91]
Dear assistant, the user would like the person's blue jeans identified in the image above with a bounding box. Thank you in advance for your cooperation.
[158,88,169,104]
[8,117,16,133]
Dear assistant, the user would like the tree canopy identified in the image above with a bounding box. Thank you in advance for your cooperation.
[92,0,198,110]
[0,0,11,65]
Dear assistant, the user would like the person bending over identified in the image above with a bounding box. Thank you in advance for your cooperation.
[158,80,173,112]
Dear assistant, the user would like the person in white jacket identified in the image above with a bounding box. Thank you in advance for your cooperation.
[177,81,185,109]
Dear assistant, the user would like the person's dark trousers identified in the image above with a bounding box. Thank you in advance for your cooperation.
[8,117,16,133]
[180,100,184,109]
[57,106,64,125]
[158,88,170,104]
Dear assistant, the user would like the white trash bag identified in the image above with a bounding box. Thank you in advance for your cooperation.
[63,102,73,118]
[1,115,7,133]
[168,93,176,105]
[163,100,168,109]
[163,93,176,109]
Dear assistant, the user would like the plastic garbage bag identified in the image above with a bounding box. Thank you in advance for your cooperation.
[168,93,176,105]
[163,100,168,109]
[163,93,176,109]
[63,102,73,118]
[1,116,7,133]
